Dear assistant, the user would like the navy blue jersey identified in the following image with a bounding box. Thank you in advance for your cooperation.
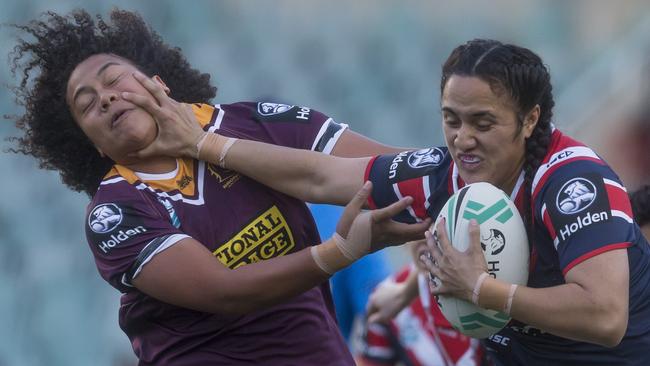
[86,102,353,365]
[365,129,650,365]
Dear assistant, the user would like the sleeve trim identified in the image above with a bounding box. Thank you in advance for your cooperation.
[562,242,632,276]
[365,156,380,209]
[310,118,349,154]
[121,233,190,287]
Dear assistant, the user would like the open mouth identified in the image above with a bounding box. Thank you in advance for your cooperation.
[457,154,482,169]
[112,109,131,127]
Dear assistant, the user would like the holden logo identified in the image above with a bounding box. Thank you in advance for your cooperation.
[407,148,444,169]
[481,229,505,255]
[556,178,597,215]
[89,203,123,233]
[257,102,293,116]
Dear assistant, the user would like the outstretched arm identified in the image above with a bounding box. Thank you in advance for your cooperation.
[124,73,377,205]
[132,183,431,315]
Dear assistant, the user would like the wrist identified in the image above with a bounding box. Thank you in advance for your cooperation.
[197,133,238,166]
[310,237,355,275]
[475,276,511,312]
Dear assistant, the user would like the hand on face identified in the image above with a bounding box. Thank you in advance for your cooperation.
[122,72,205,159]
[419,219,487,301]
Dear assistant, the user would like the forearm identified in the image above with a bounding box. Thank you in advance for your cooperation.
[134,237,353,316]
[479,279,627,347]
[199,134,368,204]
[219,238,351,314]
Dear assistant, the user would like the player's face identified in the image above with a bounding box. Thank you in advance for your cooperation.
[441,75,537,194]
[66,53,164,164]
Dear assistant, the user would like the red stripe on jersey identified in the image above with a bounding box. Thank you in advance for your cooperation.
[365,327,392,349]
[562,242,632,275]
[365,156,379,209]
[397,178,427,219]
[605,181,633,217]
[542,205,557,241]
[532,157,604,201]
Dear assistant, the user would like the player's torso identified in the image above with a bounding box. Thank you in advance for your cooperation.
[141,158,317,269]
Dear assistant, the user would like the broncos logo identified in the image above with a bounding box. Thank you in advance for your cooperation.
[89,203,123,233]
[257,102,294,116]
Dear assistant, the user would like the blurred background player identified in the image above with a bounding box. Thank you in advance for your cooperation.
[360,242,485,366]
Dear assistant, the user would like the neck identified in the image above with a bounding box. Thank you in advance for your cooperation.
[123,156,178,174]
[502,157,525,197]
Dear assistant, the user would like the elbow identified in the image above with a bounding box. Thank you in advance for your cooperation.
[592,309,627,348]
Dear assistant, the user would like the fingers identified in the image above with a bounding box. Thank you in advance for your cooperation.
[468,219,481,253]
[351,181,373,209]
[382,219,431,243]
[372,195,412,222]
[122,91,161,116]
[336,181,372,238]
[424,230,443,261]
[434,218,453,253]
[132,72,172,107]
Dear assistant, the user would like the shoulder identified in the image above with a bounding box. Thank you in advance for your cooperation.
[532,129,611,199]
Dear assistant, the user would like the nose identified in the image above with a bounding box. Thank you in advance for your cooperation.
[453,124,477,150]
[100,91,118,112]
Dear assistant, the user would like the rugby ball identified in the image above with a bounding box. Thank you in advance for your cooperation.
[431,182,529,338]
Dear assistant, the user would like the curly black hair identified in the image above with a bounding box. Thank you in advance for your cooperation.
[8,8,217,197]
[631,185,650,227]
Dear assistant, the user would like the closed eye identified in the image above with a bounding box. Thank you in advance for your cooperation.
[82,97,96,114]
[107,73,123,86]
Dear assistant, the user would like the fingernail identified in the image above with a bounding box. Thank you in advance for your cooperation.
[470,219,478,226]
[121,92,130,98]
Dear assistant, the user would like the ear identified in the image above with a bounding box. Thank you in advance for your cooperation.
[152,75,171,95]
[523,104,540,139]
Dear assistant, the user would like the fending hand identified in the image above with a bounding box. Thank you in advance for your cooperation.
[122,72,206,159]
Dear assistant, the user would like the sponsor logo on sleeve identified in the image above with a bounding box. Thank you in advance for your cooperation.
[387,148,447,183]
[213,206,295,269]
[256,102,311,122]
[258,102,294,115]
[88,203,148,254]
[547,175,610,245]
[407,148,444,169]
[555,177,597,214]
[89,203,123,233]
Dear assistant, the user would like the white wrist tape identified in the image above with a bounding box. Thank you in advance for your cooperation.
[310,246,336,275]
[472,272,490,306]
[219,137,237,168]
[504,284,518,315]
[194,132,209,159]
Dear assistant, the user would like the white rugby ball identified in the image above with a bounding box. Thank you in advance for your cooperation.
[431,182,529,338]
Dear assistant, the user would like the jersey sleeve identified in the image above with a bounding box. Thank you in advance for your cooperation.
[211,102,348,154]
[364,147,452,224]
[535,160,635,275]
[85,184,189,292]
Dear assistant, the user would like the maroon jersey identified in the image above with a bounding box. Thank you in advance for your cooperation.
[85,102,352,365]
